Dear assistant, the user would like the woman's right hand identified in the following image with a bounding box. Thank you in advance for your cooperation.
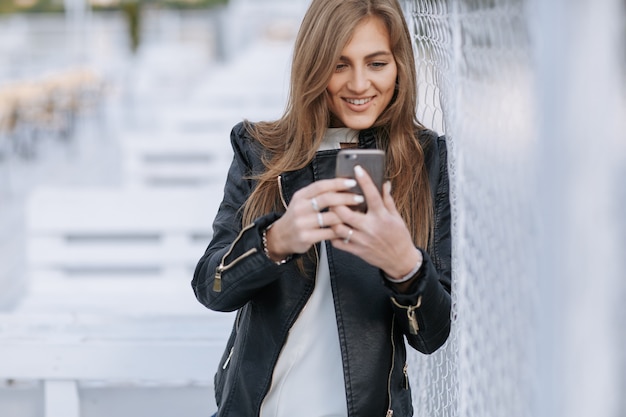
[264,178,365,262]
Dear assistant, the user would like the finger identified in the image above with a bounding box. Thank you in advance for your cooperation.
[311,211,344,230]
[319,211,343,228]
[354,165,385,212]
[307,228,342,243]
[382,181,400,216]
[330,224,357,247]
[296,177,358,200]
[316,191,365,212]
[331,204,365,229]
[275,216,340,254]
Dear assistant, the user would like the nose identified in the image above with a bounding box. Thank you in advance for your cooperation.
[347,68,370,93]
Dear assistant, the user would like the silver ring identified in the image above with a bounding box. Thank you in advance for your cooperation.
[317,212,324,228]
[311,197,320,212]
[343,228,353,244]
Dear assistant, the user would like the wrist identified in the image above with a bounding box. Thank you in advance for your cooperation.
[262,223,292,265]
[384,250,423,283]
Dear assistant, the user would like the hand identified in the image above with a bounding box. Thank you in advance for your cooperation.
[264,177,366,262]
[330,165,422,280]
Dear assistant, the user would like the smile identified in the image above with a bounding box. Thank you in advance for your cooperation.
[344,97,373,105]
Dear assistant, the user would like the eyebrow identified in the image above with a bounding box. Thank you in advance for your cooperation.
[339,51,393,61]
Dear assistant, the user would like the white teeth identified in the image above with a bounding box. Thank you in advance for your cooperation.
[346,97,372,105]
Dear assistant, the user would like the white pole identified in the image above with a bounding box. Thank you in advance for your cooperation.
[64,0,89,64]
[533,1,625,416]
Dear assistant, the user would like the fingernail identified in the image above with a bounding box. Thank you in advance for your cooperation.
[344,179,357,187]
[385,181,392,193]
[354,195,365,204]
[354,165,364,177]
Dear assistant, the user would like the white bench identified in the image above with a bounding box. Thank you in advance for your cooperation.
[3,185,235,417]
[19,186,222,315]
[119,132,233,189]
[0,312,234,417]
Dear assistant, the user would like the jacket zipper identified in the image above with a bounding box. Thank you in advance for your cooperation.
[216,174,291,292]
[403,363,409,390]
[214,222,258,292]
[386,314,396,417]
[222,346,234,370]
[390,295,423,335]
[277,175,288,210]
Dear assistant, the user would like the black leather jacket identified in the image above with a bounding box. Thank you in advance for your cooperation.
[192,122,452,417]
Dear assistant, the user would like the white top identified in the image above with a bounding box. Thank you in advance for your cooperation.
[318,127,359,151]
[259,128,357,417]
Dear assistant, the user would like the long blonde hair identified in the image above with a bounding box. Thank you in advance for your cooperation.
[243,0,432,250]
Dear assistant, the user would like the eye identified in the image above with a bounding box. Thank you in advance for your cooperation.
[370,62,388,70]
[335,63,348,72]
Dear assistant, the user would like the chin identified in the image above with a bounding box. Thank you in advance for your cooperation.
[336,115,378,130]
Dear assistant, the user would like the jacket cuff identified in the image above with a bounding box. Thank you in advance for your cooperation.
[383,248,436,306]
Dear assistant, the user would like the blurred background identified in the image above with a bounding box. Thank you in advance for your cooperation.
[1,0,625,417]
[0,0,306,415]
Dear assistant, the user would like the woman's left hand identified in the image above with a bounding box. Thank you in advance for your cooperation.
[330,165,422,281]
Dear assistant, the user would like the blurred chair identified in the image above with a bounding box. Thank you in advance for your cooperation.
[0,94,12,177]
[0,68,106,161]
[1,82,41,159]
[40,68,107,141]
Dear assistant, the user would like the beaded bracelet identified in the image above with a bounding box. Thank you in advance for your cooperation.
[262,224,292,265]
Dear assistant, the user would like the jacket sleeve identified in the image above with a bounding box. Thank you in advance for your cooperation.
[191,123,288,312]
[385,135,452,354]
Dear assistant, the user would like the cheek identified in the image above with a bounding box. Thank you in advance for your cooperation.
[325,91,336,114]
[326,80,344,112]
[326,77,341,99]
[385,68,398,93]
[325,90,341,123]
[381,71,398,102]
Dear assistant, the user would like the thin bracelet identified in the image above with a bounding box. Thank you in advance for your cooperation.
[384,260,422,284]
[262,224,292,265]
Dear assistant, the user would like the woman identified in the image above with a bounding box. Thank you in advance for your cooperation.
[192,0,452,416]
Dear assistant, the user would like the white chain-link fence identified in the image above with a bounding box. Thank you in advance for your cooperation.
[405,1,626,416]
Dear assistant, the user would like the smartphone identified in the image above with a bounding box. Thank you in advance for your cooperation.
[335,149,385,212]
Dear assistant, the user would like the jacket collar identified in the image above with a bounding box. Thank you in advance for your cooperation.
[358,127,378,148]
[279,127,380,206]
[279,128,378,207]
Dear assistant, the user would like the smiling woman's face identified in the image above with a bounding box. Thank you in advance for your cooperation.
[326,16,397,129]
